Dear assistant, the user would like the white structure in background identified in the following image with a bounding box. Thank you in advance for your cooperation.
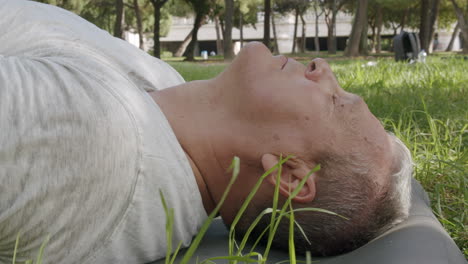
[125,31,141,49]
[125,10,462,54]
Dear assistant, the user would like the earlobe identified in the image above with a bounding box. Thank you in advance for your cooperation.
[261,153,317,203]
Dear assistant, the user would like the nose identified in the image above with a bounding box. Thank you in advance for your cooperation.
[305,58,343,93]
[242,41,272,56]
[305,58,335,82]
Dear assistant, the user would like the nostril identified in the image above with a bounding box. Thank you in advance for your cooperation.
[309,61,316,72]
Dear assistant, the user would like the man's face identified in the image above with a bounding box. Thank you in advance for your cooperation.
[220,42,392,176]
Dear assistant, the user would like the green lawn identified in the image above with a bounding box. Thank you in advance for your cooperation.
[167,55,468,256]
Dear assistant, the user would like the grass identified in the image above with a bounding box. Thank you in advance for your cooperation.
[168,54,467,257]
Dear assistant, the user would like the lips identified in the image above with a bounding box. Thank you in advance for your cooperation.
[281,57,288,70]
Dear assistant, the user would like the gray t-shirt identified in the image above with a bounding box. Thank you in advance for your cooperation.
[0,0,207,263]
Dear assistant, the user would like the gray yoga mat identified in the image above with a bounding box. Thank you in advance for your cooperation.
[152,179,467,264]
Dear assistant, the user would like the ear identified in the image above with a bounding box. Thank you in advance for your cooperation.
[261,153,316,203]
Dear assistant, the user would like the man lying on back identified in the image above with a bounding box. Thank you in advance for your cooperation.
[0,0,412,263]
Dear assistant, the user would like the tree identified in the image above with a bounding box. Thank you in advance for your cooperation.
[299,8,307,52]
[175,29,195,57]
[274,0,310,53]
[449,0,468,53]
[312,0,325,54]
[36,0,119,35]
[345,0,368,56]
[166,0,194,57]
[233,0,262,51]
[446,21,460,51]
[292,7,299,53]
[263,0,272,48]
[374,0,419,35]
[133,0,145,49]
[150,0,170,58]
[419,0,441,52]
[224,0,235,59]
[214,15,224,55]
[114,0,125,39]
[183,0,213,60]
[321,0,347,54]
[271,13,280,53]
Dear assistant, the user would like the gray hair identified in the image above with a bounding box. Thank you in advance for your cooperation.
[233,132,414,256]
[384,132,413,226]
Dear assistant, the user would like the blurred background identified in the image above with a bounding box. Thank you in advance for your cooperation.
[33,0,467,61]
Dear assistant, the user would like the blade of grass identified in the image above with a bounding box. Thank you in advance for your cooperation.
[12,233,20,264]
[306,251,312,264]
[268,155,284,249]
[284,208,346,219]
[169,241,183,264]
[236,208,274,254]
[159,190,174,264]
[35,234,50,264]
[205,252,263,263]
[288,202,296,264]
[262,165,320,262]
[229,155,293,258]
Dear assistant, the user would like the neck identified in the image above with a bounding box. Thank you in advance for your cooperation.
[150,78,273,220]
[149,79,233,215]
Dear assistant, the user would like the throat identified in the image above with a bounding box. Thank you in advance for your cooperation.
[184,151,216,215]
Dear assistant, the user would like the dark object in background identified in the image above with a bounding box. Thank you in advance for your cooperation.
[393,32,421,62]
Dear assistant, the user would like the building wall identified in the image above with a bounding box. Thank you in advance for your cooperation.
[125,11,462,55]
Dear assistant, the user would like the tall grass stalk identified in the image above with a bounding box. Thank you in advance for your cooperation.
[228,155,292,261]
[10,234,49,264]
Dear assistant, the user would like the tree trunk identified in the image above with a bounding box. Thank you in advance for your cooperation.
[214,15,224,55]
[446,22,459,51]
[428,0,441,50]
[370,25,376,53]
[220,19,225,38]
[313,1,321,54]
[224,0,235,60]
[327,8,338,54]
[151,0,169,58]
[400,8,409,33]
[134,0,144,50]
[272,13,279,54]
[359,15,369,56]
[449,0,468,53]
[376,5,383,53]
[263,0,271,48]
[175,29,193,57]
[240,12,244,48]
[345,0,368,57]
[153,3,161,58]
[300,12,306,53]
[186,12,204,61]
[419,0,433,51]
[114,0,125,39]
[292,8,299,53]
